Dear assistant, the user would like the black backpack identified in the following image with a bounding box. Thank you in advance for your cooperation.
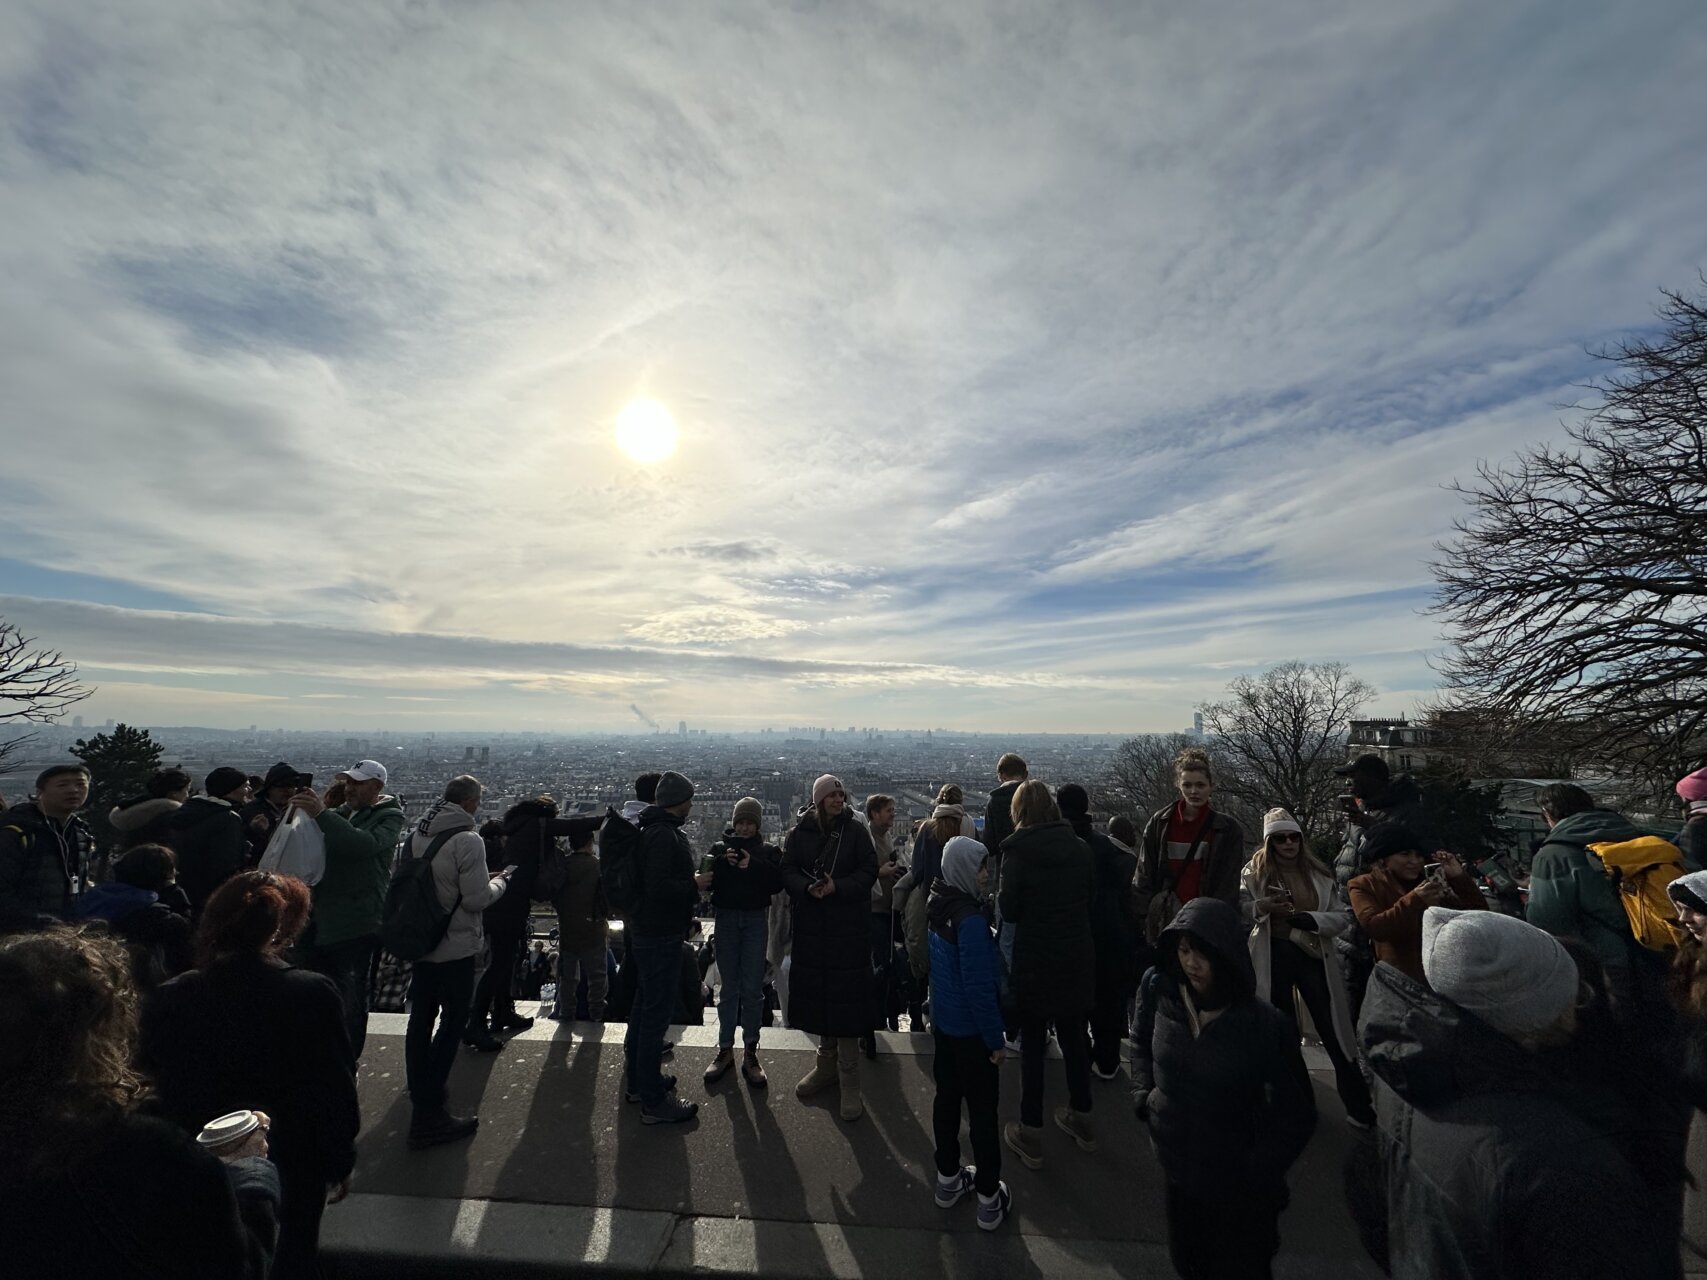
[379,830,461,962]
[599,807,643,917]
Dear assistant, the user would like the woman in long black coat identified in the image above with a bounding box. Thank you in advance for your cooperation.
[781,774,878,1122]
[140,870,360,1280]
[997,780,1097,1171]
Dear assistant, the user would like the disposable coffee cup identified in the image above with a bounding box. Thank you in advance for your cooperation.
[197,1110,260,1155]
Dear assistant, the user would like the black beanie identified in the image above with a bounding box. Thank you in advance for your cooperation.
[1360,823,1422,866]
[204,766,250,799]
[262,761,301,789]
[1056,784,1090,820]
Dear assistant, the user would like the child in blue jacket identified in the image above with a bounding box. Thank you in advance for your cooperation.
[926,835,1012,1230]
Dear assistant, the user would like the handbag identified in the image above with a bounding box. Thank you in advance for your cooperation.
[1143,815,1213,946]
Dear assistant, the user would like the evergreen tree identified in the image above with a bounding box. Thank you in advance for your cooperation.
[73,724,165,854]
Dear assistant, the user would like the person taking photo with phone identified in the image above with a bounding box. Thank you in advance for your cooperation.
[1346,825,1485,986]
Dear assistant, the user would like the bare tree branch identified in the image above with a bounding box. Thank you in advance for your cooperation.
[0,621,92,771]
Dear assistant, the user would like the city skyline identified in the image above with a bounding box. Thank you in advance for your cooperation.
[4,4,1705,734]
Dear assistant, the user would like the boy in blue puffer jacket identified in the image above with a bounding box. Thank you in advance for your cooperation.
[926,835,1012,1231]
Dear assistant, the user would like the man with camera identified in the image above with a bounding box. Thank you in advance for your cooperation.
[1331,754,1438,889]
[290,759,407,1060]
[241,762,310,866]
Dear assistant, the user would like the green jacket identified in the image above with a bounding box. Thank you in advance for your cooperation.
[307,796,406,948]
[1526,809,1640,976]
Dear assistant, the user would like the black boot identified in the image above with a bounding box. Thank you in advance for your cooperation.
[408,1107,479,1150]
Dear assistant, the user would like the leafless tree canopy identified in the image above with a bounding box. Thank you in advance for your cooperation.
[1197,661,1375,842]
[0,621,91,769]
[1431,284,1707,785]
[1105,732,1204,820]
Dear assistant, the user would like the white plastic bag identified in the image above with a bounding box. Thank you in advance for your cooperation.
[259,808,327,886]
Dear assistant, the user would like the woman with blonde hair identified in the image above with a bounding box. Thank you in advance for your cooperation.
[1239,808,1374,1127]
[1135,747,1247,946]
[997,780,1096,1172]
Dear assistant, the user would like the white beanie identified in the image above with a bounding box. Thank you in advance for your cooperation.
[1668,869,1707,915]
[1421,907,1578,1041]
[1262,808,1302,840]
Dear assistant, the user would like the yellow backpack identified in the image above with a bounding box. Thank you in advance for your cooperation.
[1588,836,1686,952]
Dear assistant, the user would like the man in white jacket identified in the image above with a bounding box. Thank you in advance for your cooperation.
[405,774,512,1150]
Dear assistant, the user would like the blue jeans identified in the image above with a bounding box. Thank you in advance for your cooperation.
[623,933,681,1106]
[714,908,768,1049]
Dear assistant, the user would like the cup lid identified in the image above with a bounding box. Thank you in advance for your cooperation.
[197,1110,258,1146]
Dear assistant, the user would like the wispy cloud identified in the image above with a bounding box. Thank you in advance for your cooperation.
[1,1,1703,731]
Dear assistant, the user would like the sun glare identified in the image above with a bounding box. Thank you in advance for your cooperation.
[615,399,679,463]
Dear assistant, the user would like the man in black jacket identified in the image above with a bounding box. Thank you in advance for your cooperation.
[240,762,305,866]
[624,770,702,1125]
[0,764,96,932]
[1332,755,1437,887]
[168,767,252,918]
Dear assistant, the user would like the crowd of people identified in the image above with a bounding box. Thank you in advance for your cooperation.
[4,746,1707,1278]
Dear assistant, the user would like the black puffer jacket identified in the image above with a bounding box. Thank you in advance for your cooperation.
[998,819,1096,1019]
[781,808,878,1037]
[1361,962,1675,1280]
[1129,897,1316,1202]
[489,799,559,935]
[167,798,247,916]
[707,829,784,912]
[629,806,697,940]
[1072,814,1141,992]
[1333,775,1435,888]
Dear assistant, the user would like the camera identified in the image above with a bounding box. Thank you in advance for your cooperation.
[1337,794,1359,815]
[293,772,315,790]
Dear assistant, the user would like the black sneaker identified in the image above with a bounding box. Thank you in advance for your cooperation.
[462,1033,504,1053]
[496,1013,535,1034]
[625,1073,678,1104]
[640,1095,699,1125]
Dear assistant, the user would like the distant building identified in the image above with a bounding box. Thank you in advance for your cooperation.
[679,721,687,737]
[480,746,490,765]
[72,715,83,728]
[464,746,475,761]
[1346,718,1431,774]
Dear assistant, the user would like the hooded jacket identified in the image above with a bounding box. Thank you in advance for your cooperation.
[1361,962,1674,1280]
[167,796,248,915]
[997,819,1096,1019]
[928,880,1005,1050]
[108,796,182,851]
[705,828,784,913]
[0,802,95,930]
[781,806,879,1037]
[1128,897,1317,1202]
[1526,808,1644,980]
[307,795,407,949]
[408,802,507,964]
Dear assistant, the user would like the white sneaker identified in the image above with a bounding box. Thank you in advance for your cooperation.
[934,1165,975,1209]
[977,1182,1012,1231]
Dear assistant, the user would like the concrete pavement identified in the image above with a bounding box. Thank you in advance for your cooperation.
[322,1015,1383,1278]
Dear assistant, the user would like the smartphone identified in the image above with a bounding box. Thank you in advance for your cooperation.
[1337,795,1360,816]
[502,864,519,877]
[293,772,315,790]
[1423,862,1446,886]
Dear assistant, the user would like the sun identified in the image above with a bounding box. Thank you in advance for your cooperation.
[615,399,679,463]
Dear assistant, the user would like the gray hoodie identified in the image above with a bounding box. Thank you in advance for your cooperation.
[409,803,507,964]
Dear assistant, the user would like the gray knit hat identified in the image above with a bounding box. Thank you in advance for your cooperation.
[732,797,764,828]
[654,771,695,808]
[1421,907,1578,1040]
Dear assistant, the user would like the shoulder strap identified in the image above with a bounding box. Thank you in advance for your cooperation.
[421,830,458,861]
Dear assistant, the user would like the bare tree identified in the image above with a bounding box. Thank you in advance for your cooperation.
[1431,283,1707,792]
[1106,733,1203,820]
[0,621,91,771]
[1197,661,1376,842]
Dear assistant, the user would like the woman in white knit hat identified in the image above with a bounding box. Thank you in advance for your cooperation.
[1239,808,1374,1127]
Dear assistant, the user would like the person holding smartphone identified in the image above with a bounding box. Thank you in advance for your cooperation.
[1347,825,1486,986]
[703,798,784,1088]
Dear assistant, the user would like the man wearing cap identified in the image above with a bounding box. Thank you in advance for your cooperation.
[241,762,306,866]
[624,770,702,1125]
[1361,907,1673,1279]
[0,764,95,931]
[1331,753,1437,888]
[290,760,406,1059]
[165,767,252,918]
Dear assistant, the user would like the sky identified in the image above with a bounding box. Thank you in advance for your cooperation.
[2,1,1705,735]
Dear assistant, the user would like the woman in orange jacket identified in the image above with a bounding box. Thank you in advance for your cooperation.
[1347,825,1485,983]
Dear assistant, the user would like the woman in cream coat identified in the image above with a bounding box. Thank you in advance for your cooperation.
[1239,808,1374,1127]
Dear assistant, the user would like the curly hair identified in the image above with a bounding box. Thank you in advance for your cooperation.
[1174,746,1214,785]
[1671,936,1707,1021]
[196,870,312,967]
[0,927,150,1147]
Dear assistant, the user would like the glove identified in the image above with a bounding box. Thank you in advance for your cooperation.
[1284,913,1317,932]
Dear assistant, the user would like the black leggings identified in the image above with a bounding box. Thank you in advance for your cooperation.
[1268,937,1371,1119]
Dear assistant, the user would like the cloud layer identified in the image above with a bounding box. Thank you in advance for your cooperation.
[2,1,1704,731]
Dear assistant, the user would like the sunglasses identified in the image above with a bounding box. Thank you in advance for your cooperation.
[1271,833,1302,843]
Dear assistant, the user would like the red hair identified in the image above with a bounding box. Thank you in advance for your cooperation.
[196,871,312,967]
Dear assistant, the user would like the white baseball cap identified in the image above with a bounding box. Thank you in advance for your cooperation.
[338,759,388,785]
